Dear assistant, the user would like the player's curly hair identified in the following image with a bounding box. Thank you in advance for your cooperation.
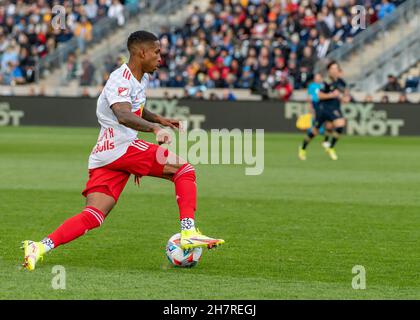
[127,31,158,52]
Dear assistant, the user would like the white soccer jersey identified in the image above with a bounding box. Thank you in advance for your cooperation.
[88,63,149,169]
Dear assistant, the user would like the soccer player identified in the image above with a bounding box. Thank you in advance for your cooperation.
[307,73,333,150]
[299,61,346,161]
[22,31,225,271]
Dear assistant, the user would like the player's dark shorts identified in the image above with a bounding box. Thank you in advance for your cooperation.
[314,107,343,129]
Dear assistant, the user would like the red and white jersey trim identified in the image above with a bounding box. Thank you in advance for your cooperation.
[130,140,150,152]
[122,68,131,80]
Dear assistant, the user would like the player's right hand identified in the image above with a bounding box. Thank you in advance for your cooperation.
[154,127,172,145]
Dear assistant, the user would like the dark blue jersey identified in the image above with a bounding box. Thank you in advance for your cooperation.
[319,77,346,110]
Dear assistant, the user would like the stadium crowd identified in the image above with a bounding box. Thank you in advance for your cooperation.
[1,0,414,100]
[151,0,406,100]
[0,0,130,85]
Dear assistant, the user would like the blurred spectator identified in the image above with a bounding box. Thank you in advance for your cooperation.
[108,0,125,27]
[163,91,171,100]
[316,35,331,58]
[1,61,25,85]
[168,74,186,88]
[253,73,270,99]
[384,74,402,91]
[98,0,110,18]
[81,87,91,97]
[398,93,411,103]
[222,89,236,101]
[1,42,19,72]
[85,0,99,23]
[275,73,293,101]
[300,46,316,73]
[209,92,220,100]
[238,65,254,89]
[377,0,397,20]
[380,94,390,103]
[194,89,205,100]
[74,16,93,54]
[66,53,78,82]
[19,47,36,83]
[80,58,95,86]
[404,76,419,93]
[157,70,170,87]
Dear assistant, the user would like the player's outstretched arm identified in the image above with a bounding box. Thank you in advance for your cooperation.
[111,102,172,145]
[111,102,160,133]
[142,108,180,130]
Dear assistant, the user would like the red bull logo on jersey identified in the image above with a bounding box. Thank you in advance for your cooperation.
[91,127,115,154]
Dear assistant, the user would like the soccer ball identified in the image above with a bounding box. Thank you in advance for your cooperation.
[166,233,202,267]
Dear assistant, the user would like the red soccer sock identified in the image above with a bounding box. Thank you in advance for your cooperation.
[173,164,196,225]
[47,206,105,248]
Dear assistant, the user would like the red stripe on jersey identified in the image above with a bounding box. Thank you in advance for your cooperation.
[122,69,126,78]
[128,73,131,80]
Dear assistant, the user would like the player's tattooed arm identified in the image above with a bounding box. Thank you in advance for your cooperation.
[142,108,180,129]
[141,108,161,123]
[111,102,160,133]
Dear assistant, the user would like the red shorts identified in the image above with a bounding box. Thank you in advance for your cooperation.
[82,140,168,202]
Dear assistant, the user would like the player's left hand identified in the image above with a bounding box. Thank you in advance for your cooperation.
[159,118,180,130]
[154,127,173,145]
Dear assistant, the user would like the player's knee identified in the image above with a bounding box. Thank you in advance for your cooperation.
[334,118,346,127]
[85,192,115,216]
[173,163,196,182]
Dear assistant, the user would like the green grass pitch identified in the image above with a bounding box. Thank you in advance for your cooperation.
[0,126,419,299]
